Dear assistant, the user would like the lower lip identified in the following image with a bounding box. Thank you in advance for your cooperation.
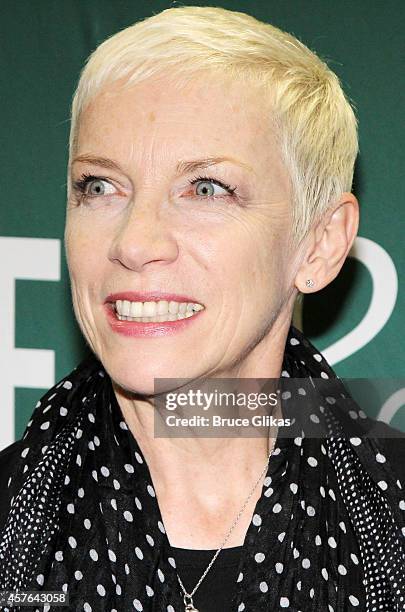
[104,304,204,337]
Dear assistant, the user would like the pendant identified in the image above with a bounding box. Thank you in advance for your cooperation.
[184,594,199,611]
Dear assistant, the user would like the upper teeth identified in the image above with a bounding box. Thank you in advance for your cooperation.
[114,300,204,318]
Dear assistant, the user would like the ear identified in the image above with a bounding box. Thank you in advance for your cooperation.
[294,193,359,293]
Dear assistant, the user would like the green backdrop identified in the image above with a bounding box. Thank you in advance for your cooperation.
[1,0,404,449]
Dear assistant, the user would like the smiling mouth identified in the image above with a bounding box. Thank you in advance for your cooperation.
[112,299,205,323]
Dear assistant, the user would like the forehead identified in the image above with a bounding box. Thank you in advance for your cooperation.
[74,72,286,183]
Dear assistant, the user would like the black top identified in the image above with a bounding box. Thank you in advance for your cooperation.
[171,545,243,611]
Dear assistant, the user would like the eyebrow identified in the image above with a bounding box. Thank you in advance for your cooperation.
[72,154,254,175]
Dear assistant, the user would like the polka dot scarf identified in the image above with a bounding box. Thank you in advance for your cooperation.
[1,324,405,611]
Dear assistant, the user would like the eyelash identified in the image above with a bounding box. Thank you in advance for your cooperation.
[71,173,238,204]
[189,175,237,198]
[72,173,105,201]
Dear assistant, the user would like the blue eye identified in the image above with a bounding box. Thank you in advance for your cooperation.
[190,175,236,198]
[73,174,116,198]
[87,179,114,196]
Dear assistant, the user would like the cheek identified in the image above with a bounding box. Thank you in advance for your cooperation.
[65,216,105,290]
[229,222,290,301]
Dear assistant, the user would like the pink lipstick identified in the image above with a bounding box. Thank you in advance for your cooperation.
[104,292,205,337]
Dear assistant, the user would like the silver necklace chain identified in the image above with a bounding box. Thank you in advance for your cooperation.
[176,438,277,611]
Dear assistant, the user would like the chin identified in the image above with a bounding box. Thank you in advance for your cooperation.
[104,355,194,398]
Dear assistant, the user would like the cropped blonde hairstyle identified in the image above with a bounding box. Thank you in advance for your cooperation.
[68,5,359,246]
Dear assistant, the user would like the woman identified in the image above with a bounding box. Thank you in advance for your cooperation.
[1,6,404,612]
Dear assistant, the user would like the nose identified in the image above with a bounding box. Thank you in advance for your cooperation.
[108,200,178,272]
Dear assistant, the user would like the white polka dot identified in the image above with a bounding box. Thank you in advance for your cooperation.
[307,456,317,467]
[133,600,143,611]
[376,453,386,463]
[135,547,143,560]
[259,581,268,592]
[349,595,359,606]
[146,534,154,546]
[124,510,133,522]
[97,584,106,597]
[275,562,283,573]
[280,597,290,607]
[75,570,83,580]
[255,552,265,563]
[322,568,328,580]
[89,549,98,561]
[338,564,347,575]
[252,514,262,526]
[135,451,143,463]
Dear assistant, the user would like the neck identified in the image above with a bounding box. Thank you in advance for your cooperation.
[112,319,289,499]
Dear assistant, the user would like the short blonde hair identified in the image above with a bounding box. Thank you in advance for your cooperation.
[69,5,359,246]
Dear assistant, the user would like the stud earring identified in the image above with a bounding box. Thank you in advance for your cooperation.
[305,279,315,288]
